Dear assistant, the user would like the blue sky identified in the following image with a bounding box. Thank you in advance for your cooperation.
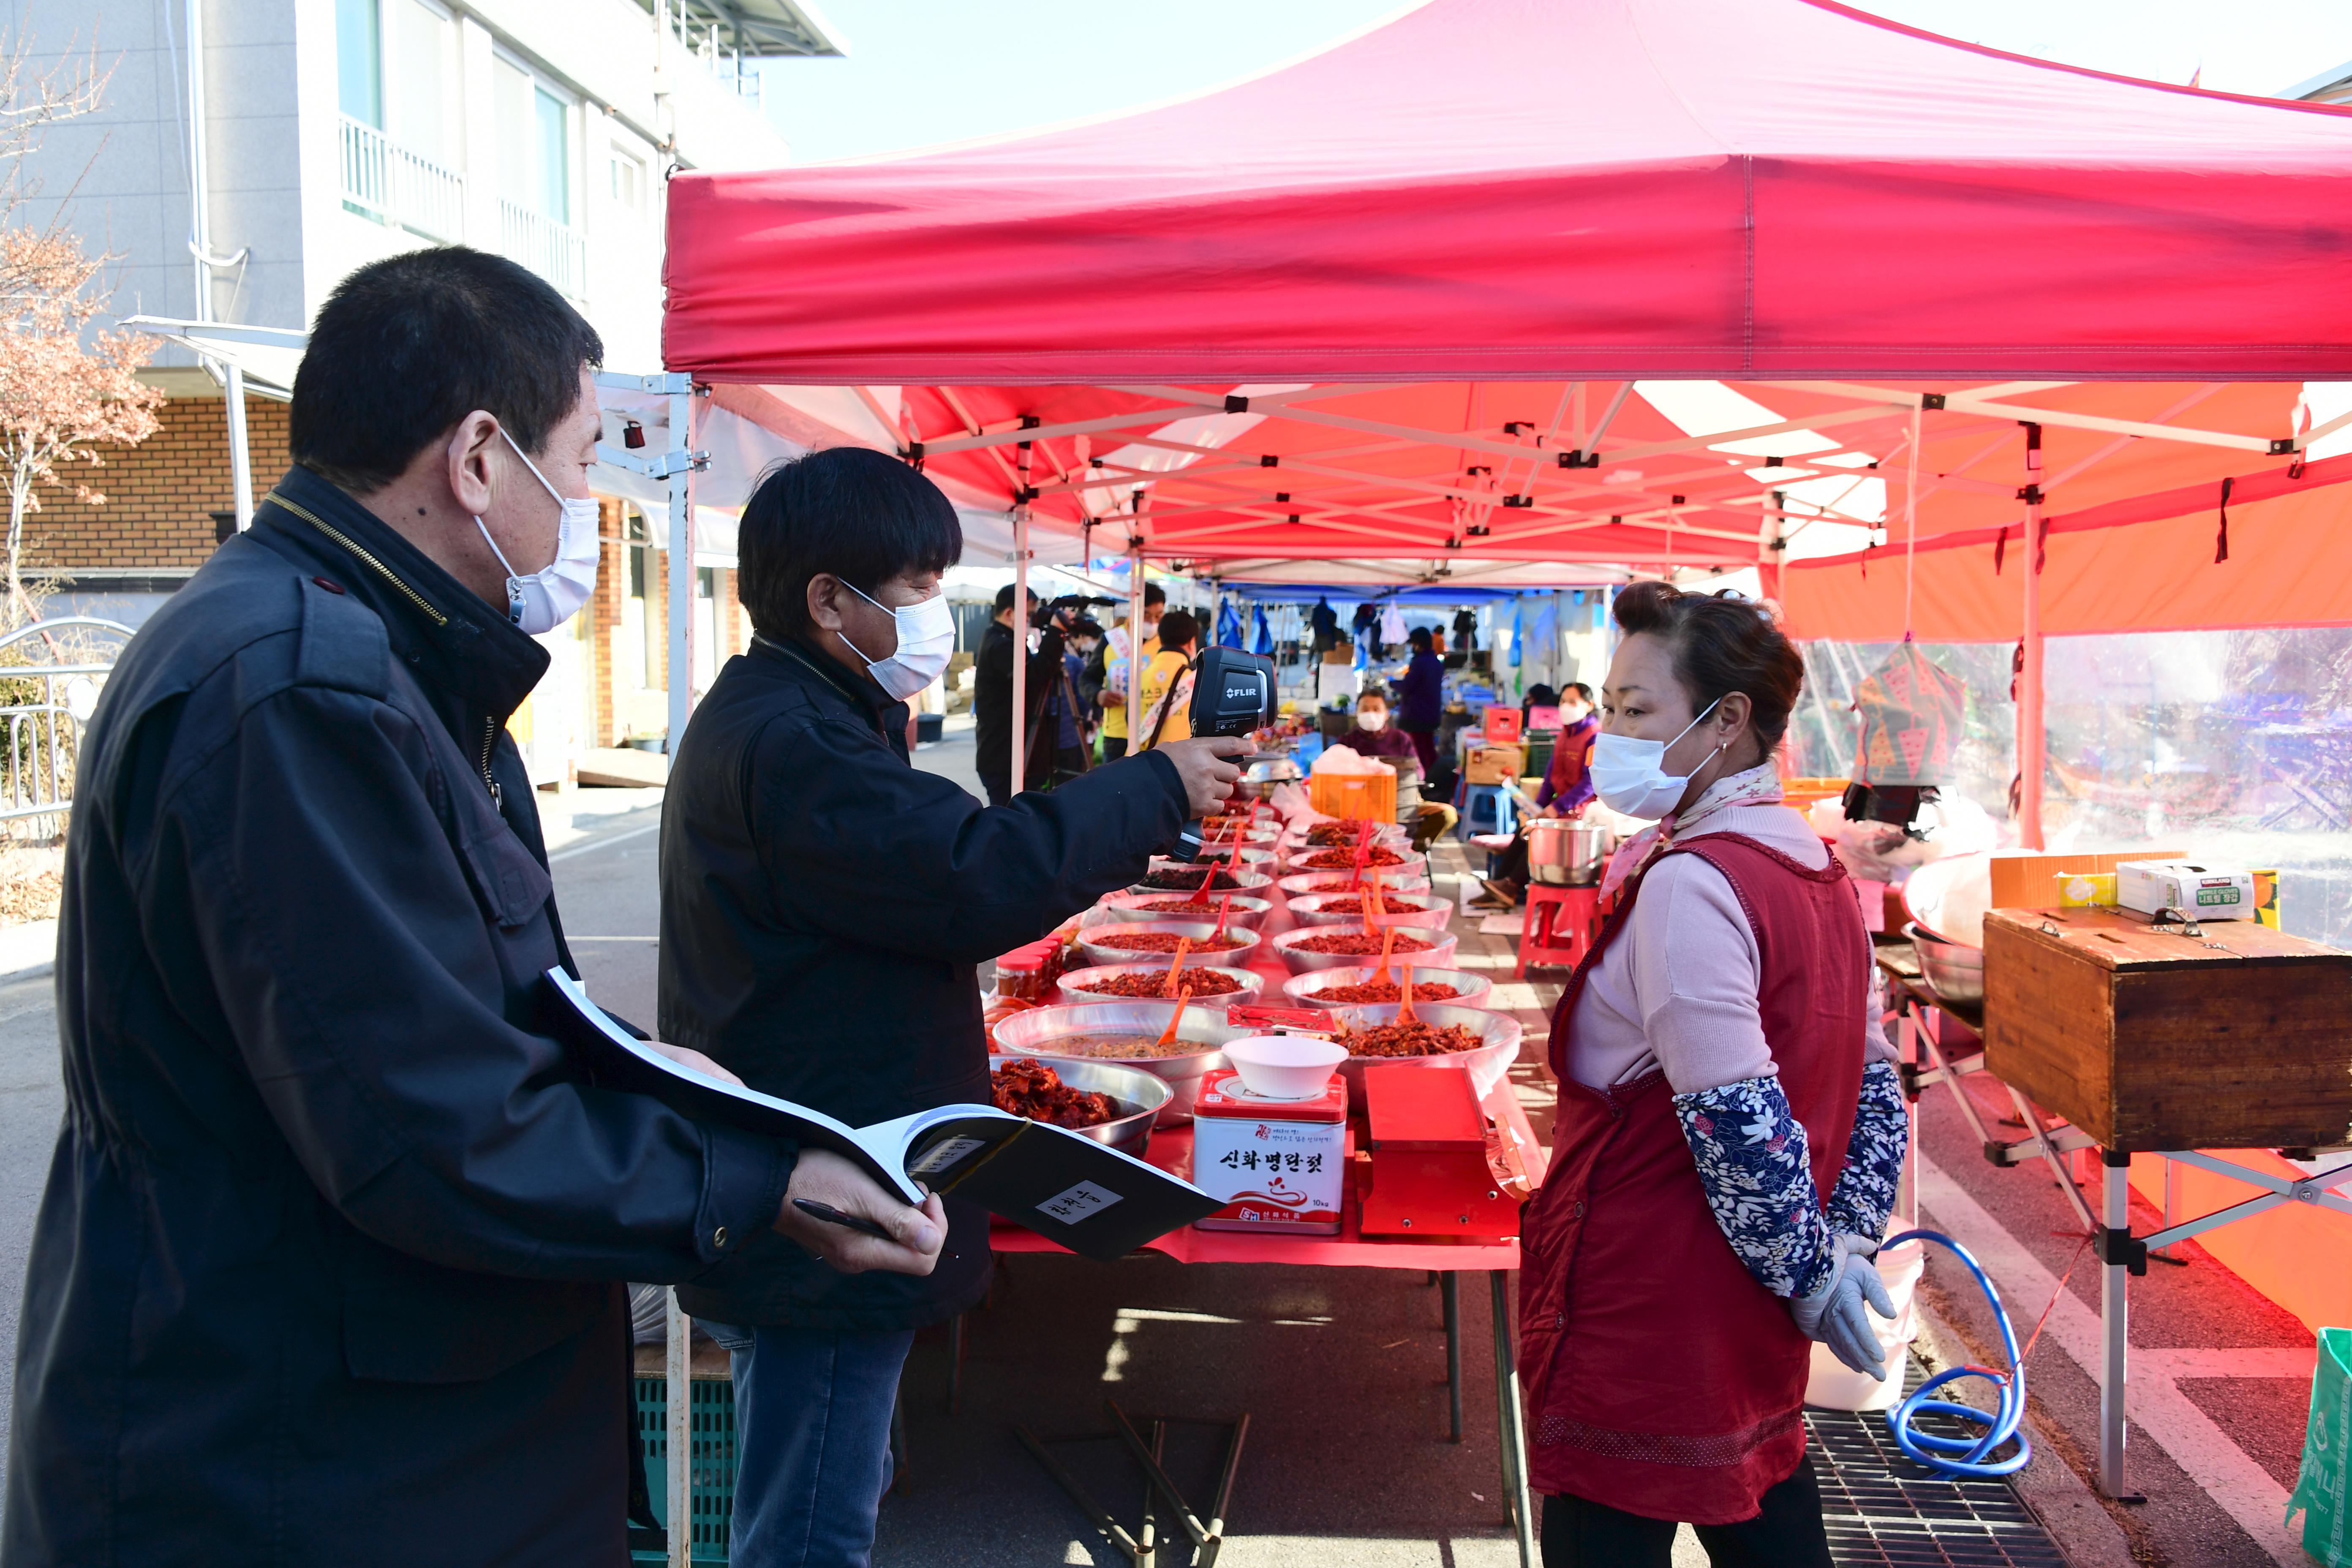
[760,0,2352,166]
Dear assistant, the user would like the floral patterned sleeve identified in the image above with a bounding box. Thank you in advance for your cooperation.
[1822,1060,1907,1244]
[1673,1075,1836,1300]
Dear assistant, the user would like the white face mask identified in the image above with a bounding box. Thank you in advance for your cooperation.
[1142,617,1162,641]
[1356,709,1389,731]
[474,429,600,635]
[839,581,956,700]
[1590,697,1727,820]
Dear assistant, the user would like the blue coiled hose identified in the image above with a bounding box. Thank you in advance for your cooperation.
[1879,1228,2031,1478]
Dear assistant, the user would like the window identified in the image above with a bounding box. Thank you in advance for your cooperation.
[494,58,572,222]
[381,0,456,164]
[610,148,643,210]
[337,0,381,127]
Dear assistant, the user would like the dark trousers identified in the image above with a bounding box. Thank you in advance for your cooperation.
[980,766,1012,807]
[1101,737,1130,762]
[1539,1455,1833,1568]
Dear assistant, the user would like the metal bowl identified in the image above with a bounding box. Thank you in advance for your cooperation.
[1285,891,1453,932]
[1281,846,1428,879]
[1240,759,1304,799]
[1905,921,1985,1007]
[1318,1001,1523,1110]
[1152,847,1275,877]
[1096,892,1275,931]
[1056,961,1267,1012]
[1127,868,1274,898]
[1281,965,1493,1011]
[1276,869,1431,898]
[1269,923,1459,975]
[1282,822,1408,850]
[990,1054,1170,1156]
[989,1002,1241,1125]
[1075,921,1263,971]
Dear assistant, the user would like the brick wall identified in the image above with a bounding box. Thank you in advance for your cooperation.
[23,395,291,574]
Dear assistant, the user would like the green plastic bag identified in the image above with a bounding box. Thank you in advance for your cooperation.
[2290,1327,2352,1565]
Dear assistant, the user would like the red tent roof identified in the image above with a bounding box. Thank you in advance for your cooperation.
[665,0,2352,385]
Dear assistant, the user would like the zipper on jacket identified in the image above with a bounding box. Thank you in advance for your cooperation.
[479,717,502,809]
[261,492,449,627]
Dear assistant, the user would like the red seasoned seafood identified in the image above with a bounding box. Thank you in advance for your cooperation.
[1300,846,1406,870]
[1137,897,1221,915]
[1303,821,1377,847]
[1335,1021,1484,1058]
[1140,868,1246,891]
[1067,968,1247,998]
[1093,931,1251,953]
[1306,892,1423,915]
[991,1058,1121,1127]
[1289,931,1433,955]
[1309,980,1462,1004]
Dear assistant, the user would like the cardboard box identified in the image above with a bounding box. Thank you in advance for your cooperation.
[1192,1067,1347,1233]
[2115,859,2256,921]
[1464,745,1523,785]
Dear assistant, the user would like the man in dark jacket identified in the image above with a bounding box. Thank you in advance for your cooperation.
[972,581,1038,804]
[1,249,942,1568]
[1396,624,1448,779]
[658,448,1248,1568]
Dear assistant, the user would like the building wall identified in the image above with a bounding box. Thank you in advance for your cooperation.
[22,395,292,574]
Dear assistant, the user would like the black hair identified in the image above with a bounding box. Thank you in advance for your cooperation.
[1567,682,1595,704]
[290,246,604,493]
[1072,619,1106,642]
[1611,583,1804,749]
[1408,626,1433,651]
[738,448,963,640]
[1143,583,1166,608]
[1156,609,1200,651]
[992,581,1037,613]
[1355,688,1389,708]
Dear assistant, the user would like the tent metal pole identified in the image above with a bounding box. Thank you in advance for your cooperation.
[1013,506,1029,797]
[2019,423,2045,850]
[666,385,696,768]
[1127,539,1144,725]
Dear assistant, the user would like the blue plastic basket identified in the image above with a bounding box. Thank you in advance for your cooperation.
[632,1376,738,1564]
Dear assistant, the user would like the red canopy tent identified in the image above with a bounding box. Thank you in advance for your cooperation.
[658,0,2352,848]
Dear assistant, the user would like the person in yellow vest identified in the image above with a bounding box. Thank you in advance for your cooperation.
[1096,583,1164,760]
[1134,610,1200,751]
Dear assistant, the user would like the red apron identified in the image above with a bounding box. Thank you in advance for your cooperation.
[1517,832,1868,1524]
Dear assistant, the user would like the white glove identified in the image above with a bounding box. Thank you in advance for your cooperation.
[1788,1236,1897,1379]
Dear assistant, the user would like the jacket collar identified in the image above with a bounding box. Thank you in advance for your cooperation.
[749,632,909,745]
[251,466,551,723]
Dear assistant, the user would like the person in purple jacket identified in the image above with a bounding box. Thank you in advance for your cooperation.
[1394,626,1446,777]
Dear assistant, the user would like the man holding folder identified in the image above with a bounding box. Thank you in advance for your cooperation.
[3,248,939,1568]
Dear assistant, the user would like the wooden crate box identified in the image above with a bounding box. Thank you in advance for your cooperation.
[1982,906,2352,1153]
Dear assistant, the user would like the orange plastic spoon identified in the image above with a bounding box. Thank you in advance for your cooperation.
[1163,936,1194,997]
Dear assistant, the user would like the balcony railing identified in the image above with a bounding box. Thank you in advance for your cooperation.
[338,115,466,243]
[498,199,590,300]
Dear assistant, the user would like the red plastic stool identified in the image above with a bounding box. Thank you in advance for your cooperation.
[1517,884,1600,978]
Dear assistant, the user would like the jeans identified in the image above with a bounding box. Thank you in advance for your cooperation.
[699,1321,916,1568]
[1538,1454,1832,1568]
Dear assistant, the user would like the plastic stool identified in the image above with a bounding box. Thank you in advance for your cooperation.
[1517,884,1600,978]
[1467,832,1515,877]
[1457,782,1515,842]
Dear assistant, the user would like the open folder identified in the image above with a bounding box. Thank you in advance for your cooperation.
[544,969,1217,1262]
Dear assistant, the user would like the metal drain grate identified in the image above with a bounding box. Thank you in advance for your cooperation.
[1805,1370,2066,1568]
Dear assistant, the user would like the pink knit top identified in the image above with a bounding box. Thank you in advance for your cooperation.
[1563,771,1894,1093]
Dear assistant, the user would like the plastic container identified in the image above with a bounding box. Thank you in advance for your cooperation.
[632,1376,736,1564]
[1309,769,1396,822]
[1220,1035,1349,1099]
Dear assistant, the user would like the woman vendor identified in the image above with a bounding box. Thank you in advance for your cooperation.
[1517,583,1906,1567]
[1474,683,1601,908]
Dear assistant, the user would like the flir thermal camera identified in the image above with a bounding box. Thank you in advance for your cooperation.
[1167,648,1278,861]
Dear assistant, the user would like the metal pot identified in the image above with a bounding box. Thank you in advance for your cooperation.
[1240,759,1304,799]
[1526,818,1614,886]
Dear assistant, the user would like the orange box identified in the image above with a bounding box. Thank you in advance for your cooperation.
[1310,768,1397,822]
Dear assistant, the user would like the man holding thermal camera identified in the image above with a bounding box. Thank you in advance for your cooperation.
[656,449,1259,1567]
